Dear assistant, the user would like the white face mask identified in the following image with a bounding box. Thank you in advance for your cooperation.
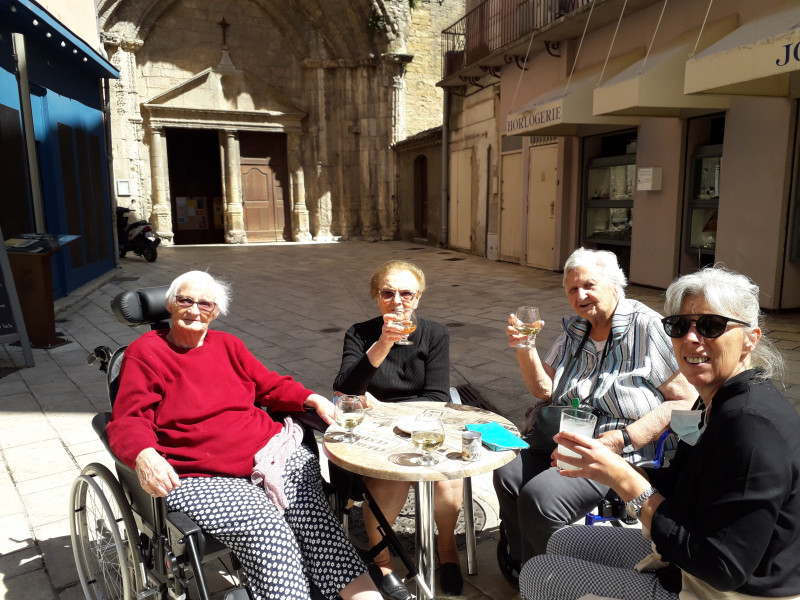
[671,409,706,446]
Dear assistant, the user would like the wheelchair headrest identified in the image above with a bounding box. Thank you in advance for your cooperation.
[111,286,171,329]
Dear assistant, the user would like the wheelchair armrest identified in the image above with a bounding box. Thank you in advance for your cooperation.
[167,511,204,539]
[270,407,328,433]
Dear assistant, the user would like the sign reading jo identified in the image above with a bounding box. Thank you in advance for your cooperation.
[776,41,800,67]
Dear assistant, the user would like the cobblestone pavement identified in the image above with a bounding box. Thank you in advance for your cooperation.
[2,241,800,600]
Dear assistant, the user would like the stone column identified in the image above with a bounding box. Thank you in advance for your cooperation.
[288,133,312,241]
[222,130,247,244]
[148,125,174,244]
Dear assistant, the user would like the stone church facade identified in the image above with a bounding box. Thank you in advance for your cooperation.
[98,0,462,246]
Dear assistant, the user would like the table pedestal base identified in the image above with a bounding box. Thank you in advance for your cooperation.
[414,481,436,599]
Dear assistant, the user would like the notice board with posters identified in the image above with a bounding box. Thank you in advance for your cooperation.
[0,225,34,367]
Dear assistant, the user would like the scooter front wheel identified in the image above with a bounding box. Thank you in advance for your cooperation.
[141,243,157,262]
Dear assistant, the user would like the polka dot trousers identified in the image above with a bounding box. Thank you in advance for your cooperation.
[166,444,366,600]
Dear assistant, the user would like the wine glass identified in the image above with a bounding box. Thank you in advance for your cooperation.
[394,307,417,346]
[334,396,365,443]
[514,306,541,349]
[411,413,445,466]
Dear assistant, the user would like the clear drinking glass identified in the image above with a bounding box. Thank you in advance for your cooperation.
[394,307,417,346]
[411,413,445,465]
[334,396,366,443]
[556,407,597,470]
[514,306,541,349]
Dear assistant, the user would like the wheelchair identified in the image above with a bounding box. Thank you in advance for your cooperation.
[69,285,323,600]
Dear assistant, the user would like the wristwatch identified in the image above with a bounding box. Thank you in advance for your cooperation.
[626,486,658,518]
[621,428,635,454]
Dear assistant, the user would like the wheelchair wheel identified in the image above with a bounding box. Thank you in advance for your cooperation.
[70,463,146,600]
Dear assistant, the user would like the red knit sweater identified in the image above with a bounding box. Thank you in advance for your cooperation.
[107,329,313,478]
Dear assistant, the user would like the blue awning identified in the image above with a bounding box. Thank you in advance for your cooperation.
[0,0,118,79]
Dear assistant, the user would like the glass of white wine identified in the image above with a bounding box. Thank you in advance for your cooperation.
[394,307,418,346]
[334,396,365,443]
[514,306,542,349]
[411,413,445,466]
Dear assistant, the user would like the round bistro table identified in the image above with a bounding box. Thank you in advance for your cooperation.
[323,401,519,599]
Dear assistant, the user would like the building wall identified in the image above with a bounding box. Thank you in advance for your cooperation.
[405,1,466,137]
[718,96,796,309]
[448,86,498,257]
[447,0,800,307]
[99,0,449,246]
[628,118,685,288]
[396,140,443,245]
[38,0,102,51]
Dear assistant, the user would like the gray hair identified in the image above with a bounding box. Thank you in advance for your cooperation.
[165,271,232,317]
[562,247,627,297]
[664,265,784,381]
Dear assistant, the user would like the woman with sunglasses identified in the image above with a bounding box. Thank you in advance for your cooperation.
[334,260,462,598]
[519,266,800,600]
[108,271,384,600]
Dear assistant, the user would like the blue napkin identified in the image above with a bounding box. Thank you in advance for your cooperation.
[466,422,529,451]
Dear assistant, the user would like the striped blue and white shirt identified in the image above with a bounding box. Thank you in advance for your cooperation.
[544,298,678,461]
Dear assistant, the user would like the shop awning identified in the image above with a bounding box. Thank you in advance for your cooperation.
[594,16,737,117]
[506,49,644,136]
[684,3,800,96]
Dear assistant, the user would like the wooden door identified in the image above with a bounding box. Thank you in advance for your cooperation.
[449,149,472,250]
[499,151,523,261]
[526,144,557,269]
[241,158,285,242]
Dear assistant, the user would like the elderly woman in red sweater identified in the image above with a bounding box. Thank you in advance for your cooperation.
[107,270,382,600]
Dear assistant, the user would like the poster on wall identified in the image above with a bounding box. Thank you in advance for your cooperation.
[175,197,209,230]
[176,197,189,229]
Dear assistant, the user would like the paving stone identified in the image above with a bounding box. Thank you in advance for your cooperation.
[0,513,34,555]
[0,566,58,600]
[33,520,77,589]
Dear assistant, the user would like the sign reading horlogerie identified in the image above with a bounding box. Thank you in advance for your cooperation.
[506,104,562,134]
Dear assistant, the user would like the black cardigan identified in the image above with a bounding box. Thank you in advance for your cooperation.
[647,369,800,596]
[334,315,450,403]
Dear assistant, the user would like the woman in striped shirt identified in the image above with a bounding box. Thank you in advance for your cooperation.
[493,247,695,585]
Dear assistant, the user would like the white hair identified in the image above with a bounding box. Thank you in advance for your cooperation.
[664,265,784,380]
[165,271,232,316]
[562,247,627,297]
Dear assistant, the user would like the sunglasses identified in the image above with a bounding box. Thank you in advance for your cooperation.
[661,314,749,339]
[175,295,216,313]
[379,289,417,301]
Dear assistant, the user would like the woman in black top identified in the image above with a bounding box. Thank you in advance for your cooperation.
[519,266,800,600]
[334,260,462,597]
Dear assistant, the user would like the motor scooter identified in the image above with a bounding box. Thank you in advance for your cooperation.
[116,205,159,262]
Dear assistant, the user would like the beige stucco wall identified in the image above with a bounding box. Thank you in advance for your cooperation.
[449,86,498,257]
[717,96,796,310]
[396,140,444,245]
[628,118,685,288]
[39,0,102,51]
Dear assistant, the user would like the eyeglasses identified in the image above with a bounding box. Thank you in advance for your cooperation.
[661,314,749,339]
[379,289,417,301]
[175,295,216,313]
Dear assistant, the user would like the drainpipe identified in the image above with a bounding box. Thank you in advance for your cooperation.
[441,89,450,247]
[12,33,45,232]
[102,76,121,267]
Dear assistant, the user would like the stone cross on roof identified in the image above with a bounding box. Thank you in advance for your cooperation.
[217,17,230,47]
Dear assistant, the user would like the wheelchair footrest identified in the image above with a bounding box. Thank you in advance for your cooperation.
[221,588,251,600]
